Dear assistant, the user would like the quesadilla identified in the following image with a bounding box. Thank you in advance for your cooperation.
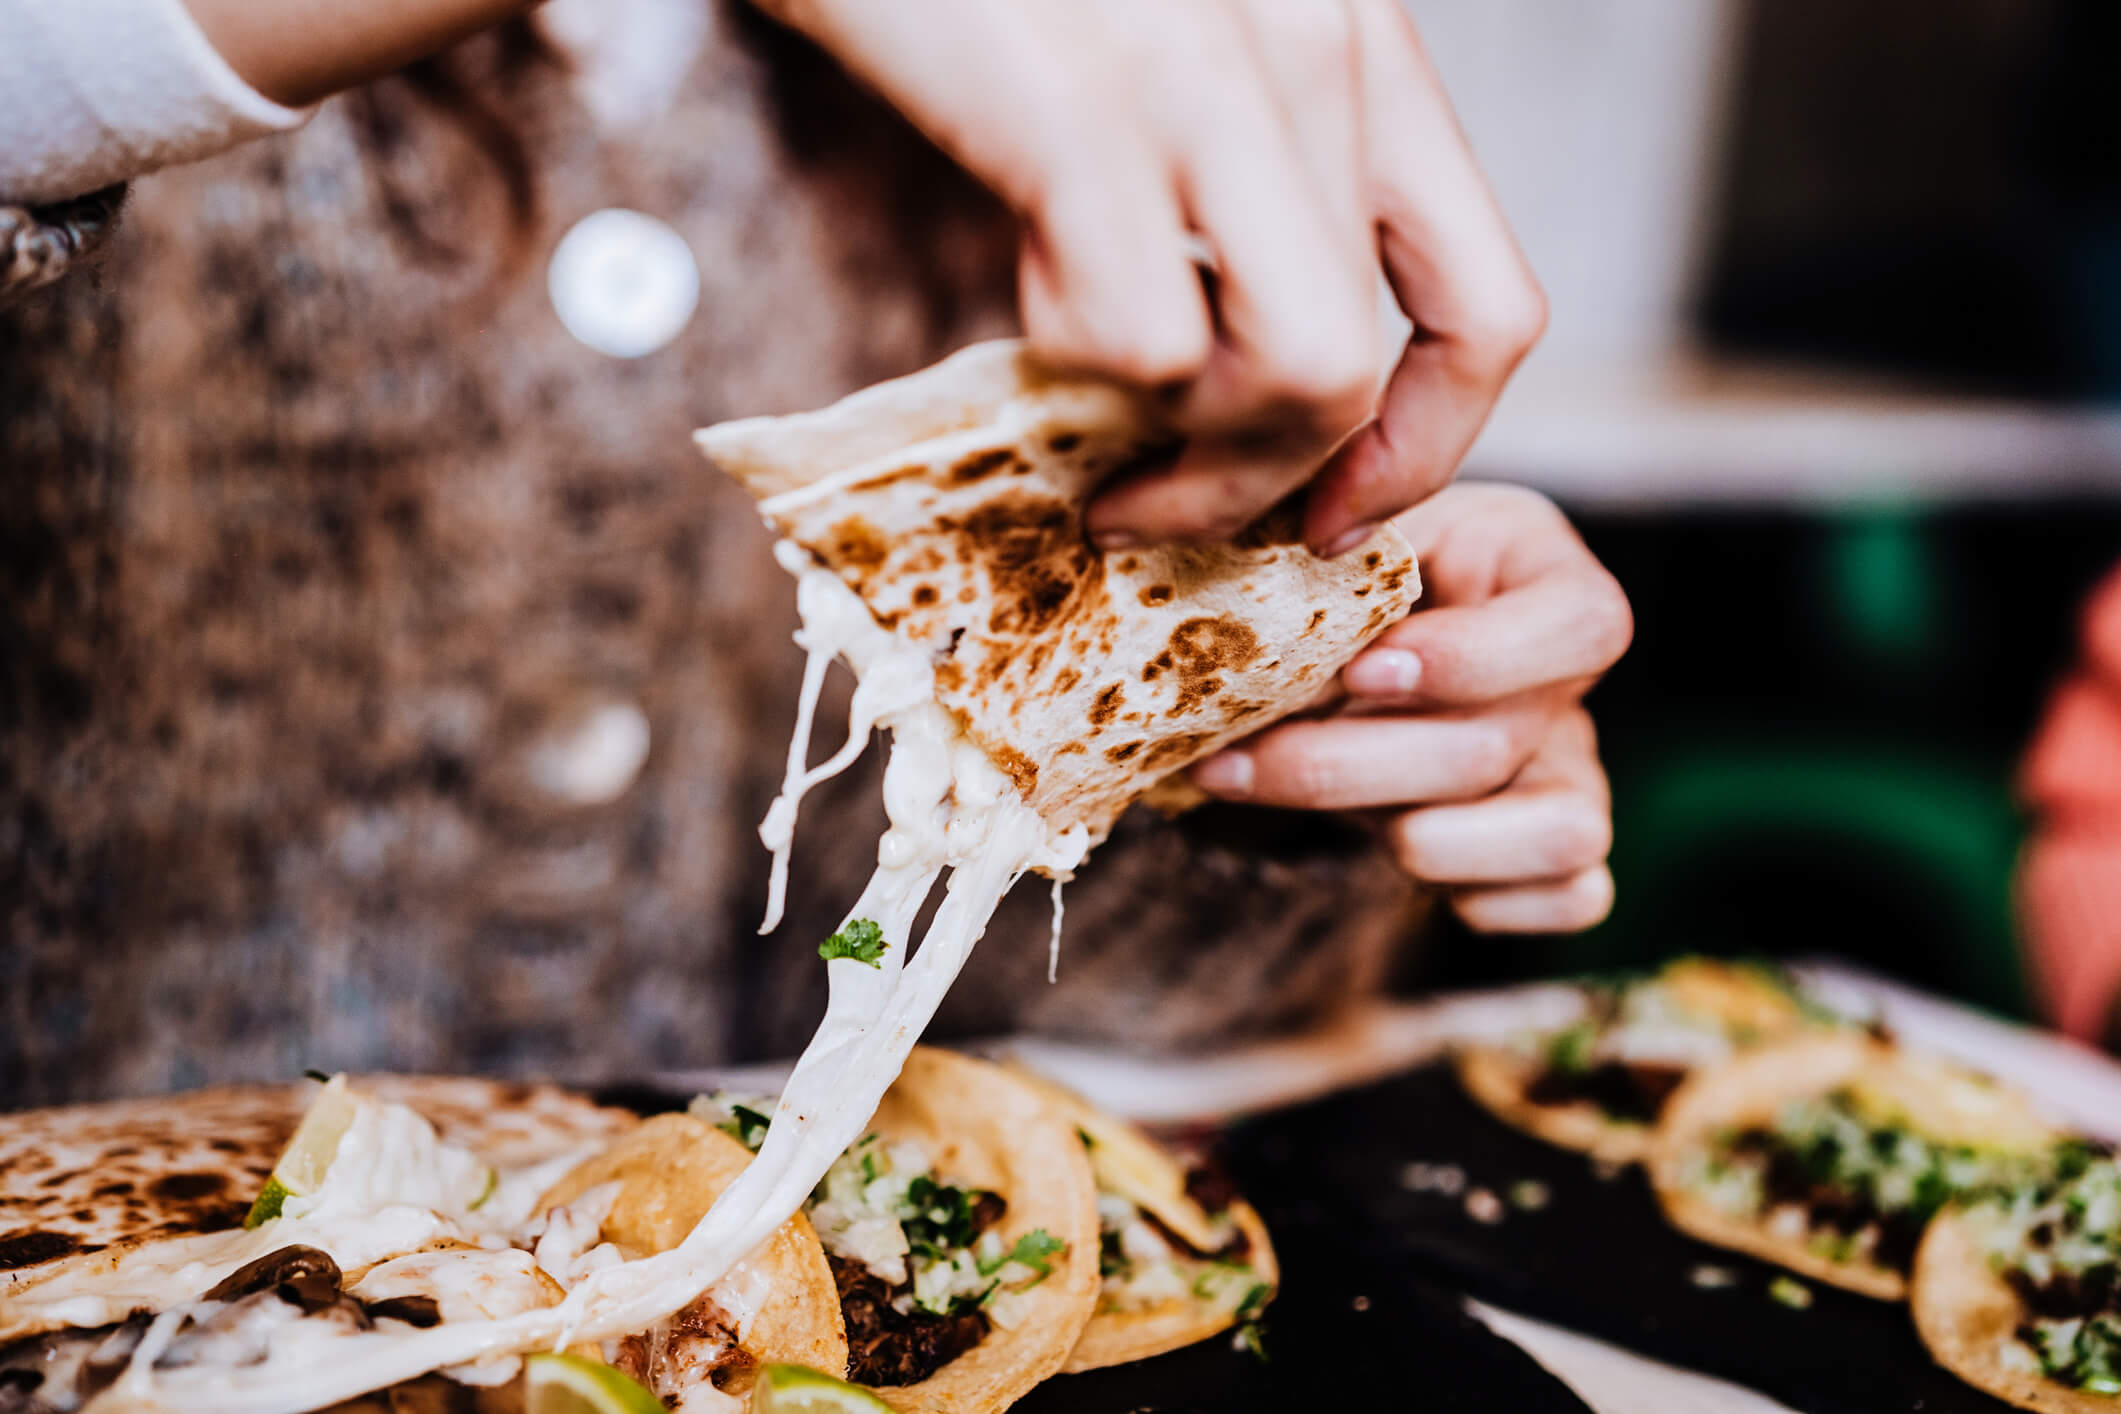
[1913,1144,2121,1413]
[691,1047,1101,1412]
[991,1067,1278,1373]
[0,1076,841,1412]
[1456,958,1846,1165]
[1648,1034,2060,1299]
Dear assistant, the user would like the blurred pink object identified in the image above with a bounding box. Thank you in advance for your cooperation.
[2021,562,2121,1042]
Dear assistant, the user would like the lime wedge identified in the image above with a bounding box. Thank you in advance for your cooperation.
[245,1073,359,1227]
[750,1364,895,1413]
[524,1353,665,1414]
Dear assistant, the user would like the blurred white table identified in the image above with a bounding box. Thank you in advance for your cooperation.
[1464,355,2121,509]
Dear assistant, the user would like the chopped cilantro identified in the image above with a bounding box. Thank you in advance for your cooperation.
[979,1228,1064,1279]
[719,1104,773,1153]
[1233,1320,1269,1362]
[901,1175,991,1257]
[818,918,888,967]
[1236,1281,1273,1320]
[1544,1022,1598,1075]
[1076,1126,1096,1150]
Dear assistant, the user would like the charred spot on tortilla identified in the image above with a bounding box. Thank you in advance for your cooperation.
[0,1229,82,1270]
[1139,584,1174,606]
[1141,733,1212,771]
[911,584,939,607]
[1305,610,1327,635]
[149,1172,229,1201]
[950,494,1103,640]
[1169,675,1224,716]
[1105,741,1144,764]
[1169,616,1260,677]
[948,447,1020,483]
[992,743,1039,795]
[828,515,891,574]
[1089,683,1126,726]
[1047,431,1084,454]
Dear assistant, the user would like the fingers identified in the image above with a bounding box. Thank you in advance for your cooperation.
[1451,867,1615,934]
[1339,483,1630,706]
[1384,708,1608,880]
[1345,566,1631,709]
[1303,0,1547,552]
[1387,709,1614,933]
[1084,2,1380,547]
[1189,692,1561,810]
[1016,154,1214,388]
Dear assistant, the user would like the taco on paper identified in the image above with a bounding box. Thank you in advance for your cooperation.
[990,1066,1277,1372]
[691,1047,1100,1412]
[1456,957,1848,1165]
[1913,1143,2121,1412]
[0,1075,841,1412]
[1648,1033,2061,1299]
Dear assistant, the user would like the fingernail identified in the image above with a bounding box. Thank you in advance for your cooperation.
[1317,523,1379,559]
[1345,648,1421,697]
[1190,751,1254,798]
[1092,527,1142,551]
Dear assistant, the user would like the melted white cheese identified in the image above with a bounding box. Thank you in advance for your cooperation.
[73,544,1085,1411]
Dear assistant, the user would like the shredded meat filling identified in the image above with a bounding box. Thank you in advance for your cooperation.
[1727,1131,1928,1272]
[1524,1061,1688,1123]
[830,1255,989,1388]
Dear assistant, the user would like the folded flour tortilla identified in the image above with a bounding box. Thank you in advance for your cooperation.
[697,338,1420,841]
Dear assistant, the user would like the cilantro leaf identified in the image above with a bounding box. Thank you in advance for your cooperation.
[719,1104,773,1153]
[980,1228,1064,1279]
[819,918,888,967]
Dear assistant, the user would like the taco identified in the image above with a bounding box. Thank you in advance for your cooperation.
[1913,1144,2121,1412]
[536,1113,849,1404]
[0,1075,843,1412]
[691,1047,1100,1412]
[1648,1033,2061,1299]
[1456,957,1845,1165]
[988,1067,1277,1372]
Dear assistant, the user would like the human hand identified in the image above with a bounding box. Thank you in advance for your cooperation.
[1188,483,1631,932]
[754,0,1544,555]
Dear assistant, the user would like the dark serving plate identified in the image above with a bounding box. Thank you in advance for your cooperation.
[1222,1061,2021,1414]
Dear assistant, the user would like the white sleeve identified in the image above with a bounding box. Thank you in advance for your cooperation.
[0,0,313,206]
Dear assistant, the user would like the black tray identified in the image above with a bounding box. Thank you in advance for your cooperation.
[1221,1061,2019,1414]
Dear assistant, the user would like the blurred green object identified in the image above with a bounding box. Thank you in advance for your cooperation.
[1603,745,2028,1019]
[1829,510,1934,670]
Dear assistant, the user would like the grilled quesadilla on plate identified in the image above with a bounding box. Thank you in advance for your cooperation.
[1914,1144,2121,1412]
[1649,1034,2061,1299]
[0,1076,854,1412]
[1455,958,1848,1166]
